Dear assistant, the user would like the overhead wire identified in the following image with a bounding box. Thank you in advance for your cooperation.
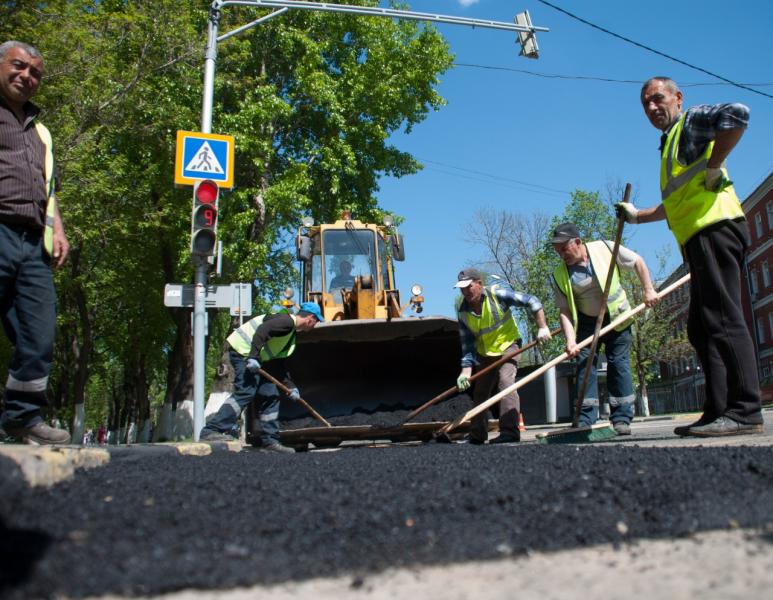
[416,159,571,198]
[536,0,773,100]
[452,63,773,89]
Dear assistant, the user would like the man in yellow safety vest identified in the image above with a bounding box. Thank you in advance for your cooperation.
[199,302,323,452]
[0,41,70,445]
[454,267,552,444]
[551,223,659,435]
[616,77,763,437]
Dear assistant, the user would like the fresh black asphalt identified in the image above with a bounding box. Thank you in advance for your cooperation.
[2,443,773,599]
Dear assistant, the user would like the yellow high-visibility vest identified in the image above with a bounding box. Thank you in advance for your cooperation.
[33,120,56,255]
[456,285,522,357]
[553,240,632,332]
[660,113,744,247]
[226,313,296,361]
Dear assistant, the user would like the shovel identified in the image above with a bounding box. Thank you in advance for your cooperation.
[256,368,332,428]
[571,184,629,427]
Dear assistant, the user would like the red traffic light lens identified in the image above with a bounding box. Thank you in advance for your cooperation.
[195,180,218,204]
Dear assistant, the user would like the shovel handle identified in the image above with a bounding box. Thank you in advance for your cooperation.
[400,326,562,425]
[572,183,630,427]
[256,368,332,428]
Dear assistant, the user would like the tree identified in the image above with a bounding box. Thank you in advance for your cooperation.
[2,1,454,438]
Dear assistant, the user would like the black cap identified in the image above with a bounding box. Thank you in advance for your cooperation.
[454,267,482,288]
[551,222,581,244]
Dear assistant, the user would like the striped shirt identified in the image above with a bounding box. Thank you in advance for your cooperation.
[0,96,47,229]
[660,103,749,165]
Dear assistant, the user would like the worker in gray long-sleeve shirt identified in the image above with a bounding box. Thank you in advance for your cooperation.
[454,268,551,444]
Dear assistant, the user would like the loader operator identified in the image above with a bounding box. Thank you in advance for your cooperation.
[454,267,552,444]
[0,41,70,445]
[616,76,763,438]
[551,222,659,436]
[329,260,355,292]
[199,302,324,452]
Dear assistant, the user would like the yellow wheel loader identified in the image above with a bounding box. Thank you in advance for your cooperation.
[281,213,460,420]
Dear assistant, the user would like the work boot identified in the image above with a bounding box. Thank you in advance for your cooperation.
[686,416,763,437]
[5,422,71,445]
[262,441,295,454]
[673,414,713,436]
[612,422,631,436]
[199,429,236,442]
[490,433,520,444]
[457,434,485,445]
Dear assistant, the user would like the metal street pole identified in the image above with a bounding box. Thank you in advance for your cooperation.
[190,0,549,441]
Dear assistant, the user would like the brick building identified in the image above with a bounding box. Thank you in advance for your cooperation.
[741,171,773,402]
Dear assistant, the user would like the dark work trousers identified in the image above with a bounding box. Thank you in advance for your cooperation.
[684,219,762,424]
[575,313,635,426]
[0,222,56,429]
[201,349,281,445]
[470,342,521,442]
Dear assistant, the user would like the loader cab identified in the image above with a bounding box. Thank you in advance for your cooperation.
[296,216,404,321]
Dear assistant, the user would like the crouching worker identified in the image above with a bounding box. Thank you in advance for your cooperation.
[199,302,324,452]
[455,268,552,445]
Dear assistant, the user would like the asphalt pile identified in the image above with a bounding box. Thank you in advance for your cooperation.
[281,394,476,429]
[3,444,773,599]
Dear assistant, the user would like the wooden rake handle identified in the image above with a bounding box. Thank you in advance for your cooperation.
[256,368,332,428]
[399,327,562,426]
[438,273,690,435]
[572,183,630,427]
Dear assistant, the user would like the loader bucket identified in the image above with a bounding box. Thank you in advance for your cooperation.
[281,316,462,419]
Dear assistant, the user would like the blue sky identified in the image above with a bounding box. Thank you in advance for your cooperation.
[376,0,773,317]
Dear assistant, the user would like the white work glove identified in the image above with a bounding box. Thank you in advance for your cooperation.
[614,202,639,224]
[287,388,301,402]
[456,373,471,392]
[536,327,552,345]
[705,167,729,191]
[245,358,261,373]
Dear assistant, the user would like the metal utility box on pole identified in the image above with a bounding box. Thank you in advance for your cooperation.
[187,0,548,441]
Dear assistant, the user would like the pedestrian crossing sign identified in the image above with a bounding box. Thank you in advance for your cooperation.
[174,130,234,189]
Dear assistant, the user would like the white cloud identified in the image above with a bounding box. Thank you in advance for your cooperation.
[458,0,481,7]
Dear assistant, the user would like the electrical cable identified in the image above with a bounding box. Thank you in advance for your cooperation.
[537,0,773,100]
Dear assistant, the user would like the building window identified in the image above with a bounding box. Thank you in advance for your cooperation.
[764,262,771,288]
[767,201,773,229]
[758,317,766,344]
[750,270,759,295]
[769,312,773,341]
[755,213,764,238]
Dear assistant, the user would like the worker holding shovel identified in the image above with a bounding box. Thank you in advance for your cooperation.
[551,223,659,435]
[454,268,552,445]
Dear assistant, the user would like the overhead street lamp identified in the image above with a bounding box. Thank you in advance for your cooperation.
[189,0,549,440]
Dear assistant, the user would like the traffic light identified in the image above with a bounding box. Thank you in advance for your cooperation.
[191,179,219,255]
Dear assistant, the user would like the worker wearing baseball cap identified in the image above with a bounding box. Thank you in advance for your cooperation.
[551,222,658,435]
[454,267,552,444]
[199,302,323,451]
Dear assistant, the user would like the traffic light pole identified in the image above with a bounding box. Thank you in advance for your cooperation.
[191,0,548,441]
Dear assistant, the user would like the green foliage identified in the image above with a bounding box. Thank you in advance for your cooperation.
[1,1,453,430]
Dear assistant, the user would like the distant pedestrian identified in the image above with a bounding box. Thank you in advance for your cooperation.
[0,41,70,444]
[616,76,763,437]
[97,424,107,445]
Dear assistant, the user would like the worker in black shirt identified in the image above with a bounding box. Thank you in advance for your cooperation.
[199,302,323,452]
